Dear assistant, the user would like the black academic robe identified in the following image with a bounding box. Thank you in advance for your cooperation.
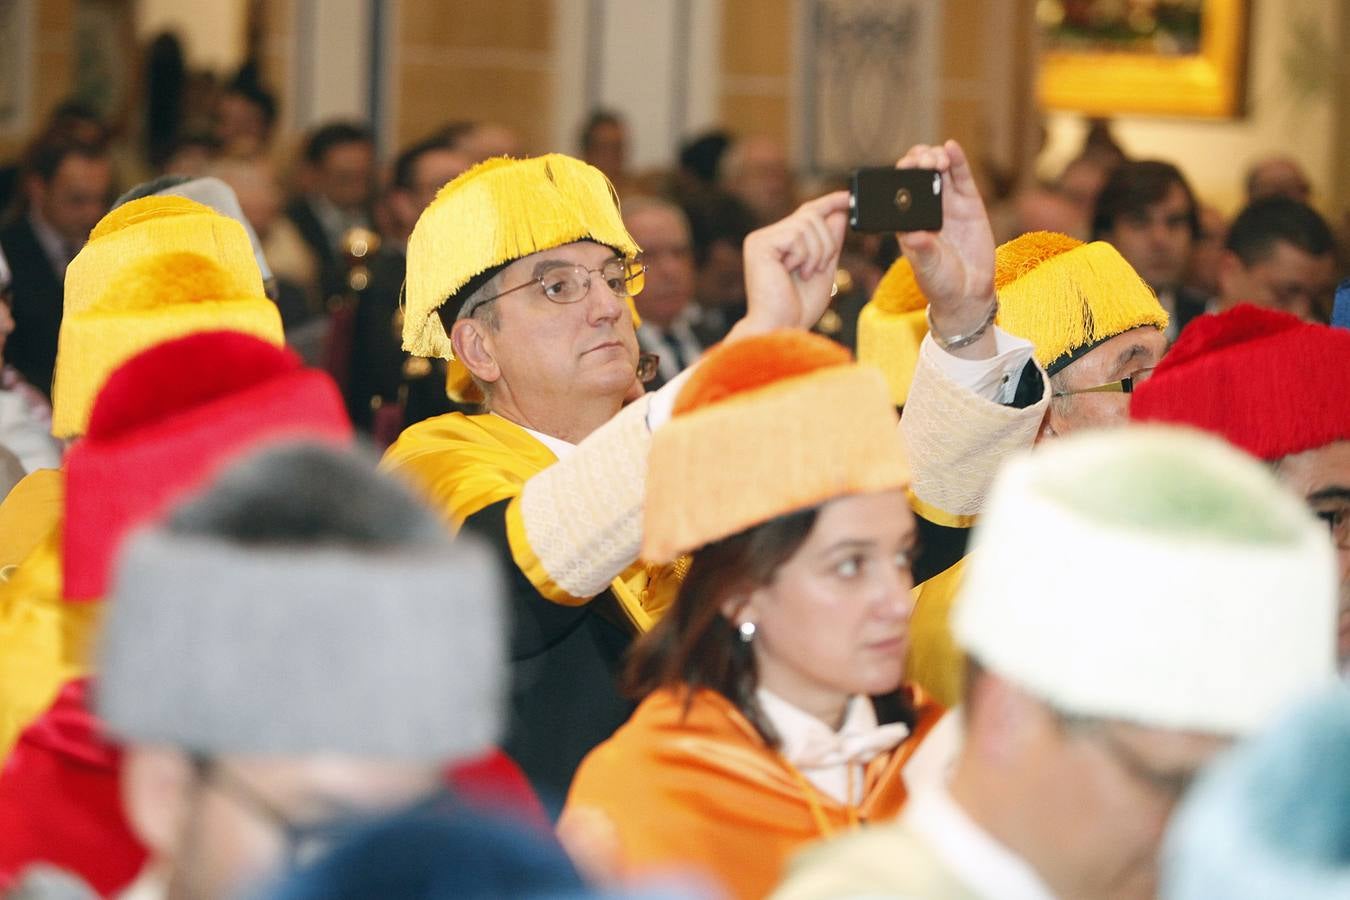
[0,217,65,399]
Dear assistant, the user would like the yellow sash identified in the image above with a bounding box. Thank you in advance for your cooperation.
[0,468,64,574]
[0,522,103,759]
[382,412,685,631]
[904,558,967,708]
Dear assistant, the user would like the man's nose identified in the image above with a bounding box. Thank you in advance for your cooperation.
[586,278,625,322]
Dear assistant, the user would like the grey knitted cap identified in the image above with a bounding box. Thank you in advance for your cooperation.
[97,443,506,762]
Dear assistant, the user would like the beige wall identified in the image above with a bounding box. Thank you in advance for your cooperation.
[393,0,556,152]
[258,0,296,139]
[0,0,77,159]
[135,0,246,74]
[9,0,1339,221]
[1335,1,1350,220]
[719,0,795,150]
[717,0,1039,187]
[1040,0,1346,218]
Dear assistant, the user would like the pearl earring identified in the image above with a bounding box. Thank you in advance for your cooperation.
[738,621,757,643]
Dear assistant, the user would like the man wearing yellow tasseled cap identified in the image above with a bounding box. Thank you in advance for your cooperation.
[0,194,284,758]
[383,154,850,806]
[856,141,1169,707]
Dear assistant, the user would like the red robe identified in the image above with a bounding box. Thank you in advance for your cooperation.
[0,678,549,895]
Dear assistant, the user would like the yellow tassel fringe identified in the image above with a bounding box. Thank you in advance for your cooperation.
[404,154,641,361]
[994,232,1169,369]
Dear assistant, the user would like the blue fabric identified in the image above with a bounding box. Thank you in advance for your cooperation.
[259,801,589,900]
[1331,279,1350,330]
[1163,684,1350,899]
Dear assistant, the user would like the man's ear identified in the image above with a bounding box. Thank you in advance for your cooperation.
[122,745,195,861]
[450,318,501,385]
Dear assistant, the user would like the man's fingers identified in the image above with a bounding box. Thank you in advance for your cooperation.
[803,213,835,276]
[823,208,849,247]
[816,210,848,274]
[910,145,950,173]
[897,232,939,273]
[797,221,825,277]
[779,233,808,273]
[799,189,851,218]
[896,144,933,169]
[944,139,979,197]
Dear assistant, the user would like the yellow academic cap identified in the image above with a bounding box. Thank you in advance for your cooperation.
[51,251,282,438]
[856,257,929,406]
[994,231,1168,373]
[403,154,641,362]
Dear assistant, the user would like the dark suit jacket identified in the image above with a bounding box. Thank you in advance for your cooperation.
[1172,286,1209,340]
[347,246,408,429]
[461,500,637,817]
[283,197,347,303]
[347,246,455,434]
[0,217,64,398]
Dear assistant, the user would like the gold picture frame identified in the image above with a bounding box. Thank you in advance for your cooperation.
[1038,0,1249,119]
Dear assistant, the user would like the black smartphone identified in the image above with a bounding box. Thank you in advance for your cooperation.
[849,167,943,233]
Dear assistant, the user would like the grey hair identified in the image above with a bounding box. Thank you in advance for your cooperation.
[460,273,503,331]
[165,442,447,550]
[436,273,504,405]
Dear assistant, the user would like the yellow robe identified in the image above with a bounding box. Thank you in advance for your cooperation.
[381,412,683,629]
[0,469,63,572]
[906,558,969,708]
[561,686,946,900]
[0,472,102,758]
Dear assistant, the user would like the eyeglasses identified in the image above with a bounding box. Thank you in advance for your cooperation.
[1052,367,1155,398]
[463,256,646,319]
[637,352,660,384]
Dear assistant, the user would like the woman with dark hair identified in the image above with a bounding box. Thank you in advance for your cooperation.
[558,330,946,899]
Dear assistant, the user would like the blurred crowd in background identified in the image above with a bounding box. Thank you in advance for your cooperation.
[2,53,1342,459]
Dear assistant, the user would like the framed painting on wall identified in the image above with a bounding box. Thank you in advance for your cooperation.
[1038,0,1249,118]
[798,0,941,173]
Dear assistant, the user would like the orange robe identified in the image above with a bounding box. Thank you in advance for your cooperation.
[560,686,945,899]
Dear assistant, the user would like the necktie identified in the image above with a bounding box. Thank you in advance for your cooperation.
[663,330,688,372]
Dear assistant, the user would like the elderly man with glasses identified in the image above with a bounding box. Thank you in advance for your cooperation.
[854,141,1170,707]
[382,154,849,808]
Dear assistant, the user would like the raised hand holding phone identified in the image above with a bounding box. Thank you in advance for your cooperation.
[894,140,998,360]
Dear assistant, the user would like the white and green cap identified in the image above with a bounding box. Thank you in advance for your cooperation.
[955,425,1338,736]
